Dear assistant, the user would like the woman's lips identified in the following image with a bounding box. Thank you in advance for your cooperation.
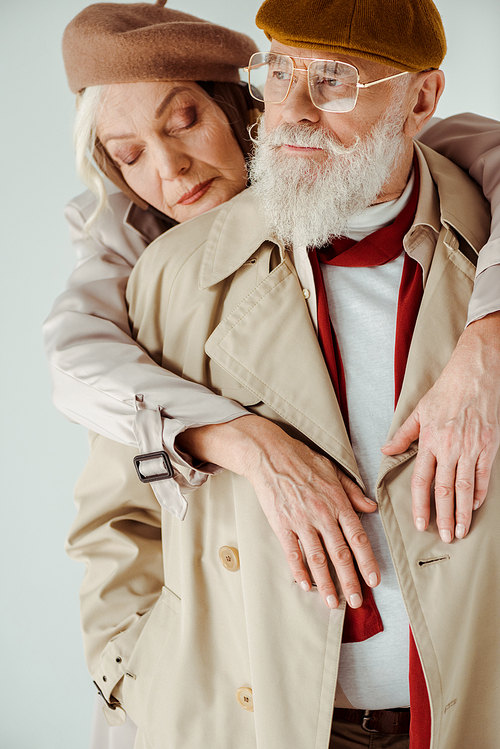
[177,178,215,206]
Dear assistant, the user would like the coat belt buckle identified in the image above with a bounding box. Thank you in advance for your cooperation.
[133,450,174,483]
[361,710,379,733]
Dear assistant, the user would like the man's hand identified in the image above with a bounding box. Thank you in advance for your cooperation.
[382,312,500,542]
[177,415,380,610]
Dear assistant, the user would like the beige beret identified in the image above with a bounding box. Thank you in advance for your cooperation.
[63,0,259,93]
[256,0,446,73]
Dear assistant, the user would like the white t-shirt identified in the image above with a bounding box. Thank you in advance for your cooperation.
[321,176,415,709]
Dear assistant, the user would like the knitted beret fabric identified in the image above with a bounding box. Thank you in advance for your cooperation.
[63,0,259,93]
[255,0,446,73]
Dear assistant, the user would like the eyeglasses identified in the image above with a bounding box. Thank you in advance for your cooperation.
[245,52,408,113]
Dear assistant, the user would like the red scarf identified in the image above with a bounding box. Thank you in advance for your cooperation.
[310,161,431,748]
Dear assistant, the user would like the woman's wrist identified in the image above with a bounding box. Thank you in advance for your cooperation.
[175,414,276,476]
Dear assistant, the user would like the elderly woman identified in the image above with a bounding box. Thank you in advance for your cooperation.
[44,1,264,511]
[45,0,500,743]
[49,2,261,745]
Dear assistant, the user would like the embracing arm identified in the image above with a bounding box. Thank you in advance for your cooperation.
[385,114,500,541]
[43,192,248,493]
[419,112,500,319]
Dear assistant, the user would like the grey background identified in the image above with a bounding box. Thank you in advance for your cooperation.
[1,1,499,747]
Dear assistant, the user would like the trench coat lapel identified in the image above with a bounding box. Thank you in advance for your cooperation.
[206,251,360,482]
[380,234,485,478]
[376,144,491,478]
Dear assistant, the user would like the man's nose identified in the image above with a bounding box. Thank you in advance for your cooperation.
[155,142,190,180]
[280,72,321,125]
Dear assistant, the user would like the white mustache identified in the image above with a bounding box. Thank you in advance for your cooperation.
[259,123,361,156]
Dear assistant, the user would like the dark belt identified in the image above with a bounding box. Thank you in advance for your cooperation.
[334,707,411,735]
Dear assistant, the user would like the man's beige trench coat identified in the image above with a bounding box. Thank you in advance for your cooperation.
[68,145,498,749]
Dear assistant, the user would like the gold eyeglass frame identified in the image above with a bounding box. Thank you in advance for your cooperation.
[244,52,409,113]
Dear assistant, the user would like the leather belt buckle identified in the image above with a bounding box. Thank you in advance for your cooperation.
[133,450,174,483]
[362,710,379,734]
[334,706,410,735]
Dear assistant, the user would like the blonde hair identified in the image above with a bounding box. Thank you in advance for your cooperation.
[73,86,108,229]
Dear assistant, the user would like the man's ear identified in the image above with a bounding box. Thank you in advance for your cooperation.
[404,70,445,138]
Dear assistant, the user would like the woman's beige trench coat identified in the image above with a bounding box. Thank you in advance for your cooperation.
[67,145,499,749]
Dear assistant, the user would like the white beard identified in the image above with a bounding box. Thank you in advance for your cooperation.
[249,108,408,249]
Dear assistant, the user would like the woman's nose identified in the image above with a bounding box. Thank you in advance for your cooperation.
[155,142,190,180]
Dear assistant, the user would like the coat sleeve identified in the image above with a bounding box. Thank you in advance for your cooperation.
[66,432,169,727]
[418,113,500,324]
[43,192,248,516]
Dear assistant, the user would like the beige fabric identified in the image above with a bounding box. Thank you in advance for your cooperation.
[67,146,498,748]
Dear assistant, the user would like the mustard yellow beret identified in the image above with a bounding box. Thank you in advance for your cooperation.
[63,0,259,94]
[256,0,446,73]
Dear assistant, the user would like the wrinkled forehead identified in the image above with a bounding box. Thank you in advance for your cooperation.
[269,39,402,80]
[96,80,210,138]
[100,80,206,115]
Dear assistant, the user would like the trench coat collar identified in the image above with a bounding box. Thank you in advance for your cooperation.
[416,142,489,252]
[199,189,276,289]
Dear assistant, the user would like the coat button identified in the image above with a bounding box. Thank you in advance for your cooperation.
[219,546,240,572]
[236,687,254,712]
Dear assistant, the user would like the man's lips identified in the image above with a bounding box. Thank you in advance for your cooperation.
[177,178,215,206]
[281,144,323,153]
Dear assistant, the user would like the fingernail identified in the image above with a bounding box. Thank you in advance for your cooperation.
[368,573,378,587]
[349,593,362,608]
[326,595,337,609]
[473,500,481,511]
[440,529,452,543]
[415,517,426,532]
[301,581,310,591]
[455,524,466,539]
[365,498,378,506]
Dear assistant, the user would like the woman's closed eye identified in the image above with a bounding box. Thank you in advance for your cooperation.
[113,147,144,167]
[165,104,198,135]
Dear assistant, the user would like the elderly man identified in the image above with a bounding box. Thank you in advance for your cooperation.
[67,1,500,747]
